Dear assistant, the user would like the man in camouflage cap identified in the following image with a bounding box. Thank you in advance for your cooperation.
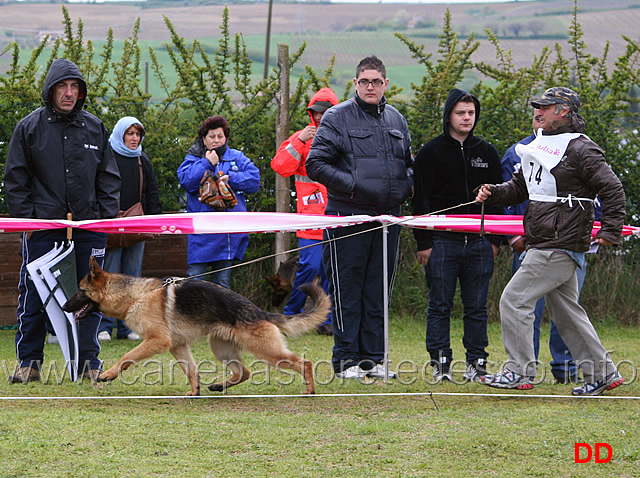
[474,86,627,396]
[531,86,581,112]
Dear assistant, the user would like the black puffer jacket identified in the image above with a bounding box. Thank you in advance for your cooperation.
[4,58,120,220]
[485,115,626,251]
[306,93,413,215]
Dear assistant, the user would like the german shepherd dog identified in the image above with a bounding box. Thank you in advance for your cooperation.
[62,257,330,396]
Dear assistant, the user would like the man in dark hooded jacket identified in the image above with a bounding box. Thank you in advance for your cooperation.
[412,88,502,383]
[4,58,120,383]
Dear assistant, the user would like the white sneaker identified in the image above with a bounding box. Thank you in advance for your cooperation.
[126,332,141,340]
[366,364,397,379]
[433,362,452,382]
[47,333,59,345]
[335,365,366,379]
[97,331,112,341]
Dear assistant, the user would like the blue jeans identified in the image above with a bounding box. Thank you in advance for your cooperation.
[284,238,332,326]
[99,241,145,338]
[512,251,579,380]
[425,236,494,363]
[187,260,233,288]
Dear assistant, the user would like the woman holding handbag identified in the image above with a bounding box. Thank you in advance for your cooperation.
[97,116,162,341]
[177,115,260,288]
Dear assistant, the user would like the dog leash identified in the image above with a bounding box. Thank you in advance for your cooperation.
[162,199,486,287]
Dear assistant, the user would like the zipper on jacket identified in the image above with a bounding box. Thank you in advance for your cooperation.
[460,141,470,206]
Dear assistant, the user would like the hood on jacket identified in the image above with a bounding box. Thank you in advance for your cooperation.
[443,88,481,140]
[307,87,339,127]
[42,58,87,114]
[571,112,586,133]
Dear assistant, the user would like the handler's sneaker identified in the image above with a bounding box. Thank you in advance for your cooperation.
[366,364,398,379]
[481,369,533,390]
[571,370,624,396]
[335,365,366,379]
[432,359,452,383]
[463,358,488,382]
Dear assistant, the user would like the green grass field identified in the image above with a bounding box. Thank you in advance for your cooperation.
[0,315,638,477]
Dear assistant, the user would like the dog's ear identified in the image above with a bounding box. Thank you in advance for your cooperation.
[265,274,280,289]
[89,256,103,277]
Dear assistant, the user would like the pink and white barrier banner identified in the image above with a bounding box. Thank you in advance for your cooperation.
[0,212,638,237]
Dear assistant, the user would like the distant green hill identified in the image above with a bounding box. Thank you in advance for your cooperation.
[1,0,639,100]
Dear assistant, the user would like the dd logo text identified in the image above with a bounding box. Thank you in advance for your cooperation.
[574,443,612,463]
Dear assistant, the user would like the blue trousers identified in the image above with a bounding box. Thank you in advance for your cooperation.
[15,229,106,371]
[98,241,145,338]
[187,260,233,288]
[323,221,400,373]
[512,251,579,380]
[425,236,494,364]
[283,238,332,326]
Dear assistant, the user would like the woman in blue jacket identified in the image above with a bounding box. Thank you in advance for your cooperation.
[177,115,260,287]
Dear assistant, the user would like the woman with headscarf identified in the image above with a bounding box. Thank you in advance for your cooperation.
[97,116,162,341]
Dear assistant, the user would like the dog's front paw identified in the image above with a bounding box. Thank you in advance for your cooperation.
[208,382,224,392]
[98,371,117,382]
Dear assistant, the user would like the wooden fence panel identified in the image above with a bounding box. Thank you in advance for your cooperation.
[0,233,188,326]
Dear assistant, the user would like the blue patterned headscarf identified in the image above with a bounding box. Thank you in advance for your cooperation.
[109,116,144,157]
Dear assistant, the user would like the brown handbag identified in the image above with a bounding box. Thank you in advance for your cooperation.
[198,170,238,211]
[106,157,154,249]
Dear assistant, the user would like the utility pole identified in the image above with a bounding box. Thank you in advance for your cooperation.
[263,0,274,79]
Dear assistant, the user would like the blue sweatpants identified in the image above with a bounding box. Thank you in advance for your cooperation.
[15,229,107,372]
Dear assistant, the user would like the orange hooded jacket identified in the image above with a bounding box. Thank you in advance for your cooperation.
[271,87,339,240]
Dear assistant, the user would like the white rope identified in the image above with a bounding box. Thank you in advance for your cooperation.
[0,390,638,401]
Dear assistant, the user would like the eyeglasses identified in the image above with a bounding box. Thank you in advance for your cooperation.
[356,78,385,87]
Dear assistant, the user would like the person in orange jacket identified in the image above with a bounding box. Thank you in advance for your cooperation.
[271,87,339,335]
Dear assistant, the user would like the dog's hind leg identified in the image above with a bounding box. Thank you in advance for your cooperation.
[100,336,171,382]
[208,337,250,392]
[236,323,316,395]
[170,345,200,396]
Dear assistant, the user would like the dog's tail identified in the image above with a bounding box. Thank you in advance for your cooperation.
[268,283,331,337]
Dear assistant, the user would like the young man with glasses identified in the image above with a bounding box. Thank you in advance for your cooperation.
[306,55,413,380]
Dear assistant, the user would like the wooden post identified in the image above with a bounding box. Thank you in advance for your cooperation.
[274,43,291,272]
[66,212,73,241]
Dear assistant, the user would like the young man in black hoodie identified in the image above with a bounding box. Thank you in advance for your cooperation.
[413,88,502,383]
[4,58,120,383]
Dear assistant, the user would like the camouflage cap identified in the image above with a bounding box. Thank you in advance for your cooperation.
[531,87,581,112]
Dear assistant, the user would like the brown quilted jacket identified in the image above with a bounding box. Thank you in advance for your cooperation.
[486,116,626,252]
